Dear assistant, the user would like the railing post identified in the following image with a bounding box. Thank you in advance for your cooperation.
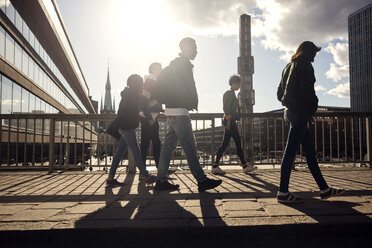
[367,116,372,168]
[211,118,215,166]
[127,149,136,173]
[48,118,55,173]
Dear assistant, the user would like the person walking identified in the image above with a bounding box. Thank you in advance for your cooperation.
[153,37,222,192]
[212,75,257,175]
[276,41,345,203]
[106,74,156,187]
[139,62,163,168]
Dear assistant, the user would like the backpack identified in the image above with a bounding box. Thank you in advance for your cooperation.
[152,65,176,104]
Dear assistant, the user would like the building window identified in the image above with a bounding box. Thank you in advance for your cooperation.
[12,82,21,114]
[15,9,22,33]
[15,42,22,69]
[5,32,14,64]
[1,75,12,114]
[0,25,5,57]
[5,1,15,24]
[21,88,29,113]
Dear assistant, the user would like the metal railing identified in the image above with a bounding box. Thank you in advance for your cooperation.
[0,112,371,172]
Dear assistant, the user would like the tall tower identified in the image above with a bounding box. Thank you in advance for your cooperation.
[101,66,115,114]
[238,14,255,163]
[349,3,372,112]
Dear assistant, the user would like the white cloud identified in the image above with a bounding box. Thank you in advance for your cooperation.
[326,82,350,99]
[325,42,349,82]
[315,85,327,92]
[163,0,370,56]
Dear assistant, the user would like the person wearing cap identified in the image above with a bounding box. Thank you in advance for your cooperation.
[276,41,345,203]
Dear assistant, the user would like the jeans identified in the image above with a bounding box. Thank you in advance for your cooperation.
[109,128,149,178]
[140,117,161,167]
[279,109,328,192]
[215,119,246,165]
[157,115,206,183]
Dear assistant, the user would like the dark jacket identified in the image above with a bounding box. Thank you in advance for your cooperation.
[139,75,163,121]
[156,55,198,110]
[108,87,140,138]
[223,89,241,121]
[277,58,318,117]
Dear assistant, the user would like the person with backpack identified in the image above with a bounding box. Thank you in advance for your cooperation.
[106,74,156,187]
[153,37,222,192]
[139,62,163,168]
[276,41,345,203]
[212,74,257,175]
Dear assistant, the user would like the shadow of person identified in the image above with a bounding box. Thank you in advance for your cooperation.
[199,191,227,227]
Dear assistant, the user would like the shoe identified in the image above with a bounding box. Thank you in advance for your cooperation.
[211,165,226,175]
[198,177,222,192]
[106,179,124,187]
[139,174,157,184]
[277,192,304,203]
[320,188,345,199]
[154,180,180,191]
[243,165,257,174]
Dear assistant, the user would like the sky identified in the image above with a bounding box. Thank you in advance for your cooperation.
[56,0,371,113]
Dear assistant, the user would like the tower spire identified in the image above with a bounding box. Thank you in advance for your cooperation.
[103,63,113,112]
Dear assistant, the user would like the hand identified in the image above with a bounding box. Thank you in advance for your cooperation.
[149,120,155,126]
[226,120,231,131]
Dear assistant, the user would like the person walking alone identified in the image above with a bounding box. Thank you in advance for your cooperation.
[276,41,345,203]
[212,75,257,175]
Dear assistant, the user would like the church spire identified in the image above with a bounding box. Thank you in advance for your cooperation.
[103,63,113,112]
[100,95,103,113]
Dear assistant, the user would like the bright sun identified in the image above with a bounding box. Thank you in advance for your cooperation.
[115,0,176,50]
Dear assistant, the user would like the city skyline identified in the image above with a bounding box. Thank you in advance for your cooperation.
[56,0,371,113]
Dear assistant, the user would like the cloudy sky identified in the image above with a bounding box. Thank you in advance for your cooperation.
[56,0,371,113]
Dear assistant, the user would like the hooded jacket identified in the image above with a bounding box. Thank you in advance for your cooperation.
[277,58,318,117]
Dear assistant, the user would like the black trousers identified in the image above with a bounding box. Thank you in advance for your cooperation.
[140,117,161,167]
[215,120,246,165]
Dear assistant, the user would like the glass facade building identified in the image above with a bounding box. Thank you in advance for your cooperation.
[349,3,372,112]
[0,0,95,116]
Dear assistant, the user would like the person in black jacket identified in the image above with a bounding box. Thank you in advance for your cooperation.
[106,74,156,187]
[276,41,345,203]
[153,37,222,192]
[212,75,257,175]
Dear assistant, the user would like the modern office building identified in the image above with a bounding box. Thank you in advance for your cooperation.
[0,0,95,117]
[0,0,96,165]
[348,3,372,112]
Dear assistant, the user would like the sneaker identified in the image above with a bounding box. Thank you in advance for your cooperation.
[320,187,345,200]
[277,192,304,203]
[211,165,226,175]
[139,174,157,184]
[106,179,124,187]
[154,180,180,191]
[198,177,222,192]
[243,165,257,174]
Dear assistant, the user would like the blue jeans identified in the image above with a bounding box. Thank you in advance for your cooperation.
[279,110,328,192]
[109,128,149,178]
[157,116,206,183]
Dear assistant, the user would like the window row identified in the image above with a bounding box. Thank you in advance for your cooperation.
[1,1,88,114]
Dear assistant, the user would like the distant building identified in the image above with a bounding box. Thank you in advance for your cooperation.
[348,3,372,112]
[100,67,115,115]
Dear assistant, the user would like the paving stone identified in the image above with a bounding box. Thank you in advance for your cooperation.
[223,200,262,210]
[0,221,57,230]
[32,202,78,209]
[0,205,34,214]
[1,209,61,221]
[46,213,87,221]
[65,203,106,214]
[182,206,224,218]
[91,207,140,220]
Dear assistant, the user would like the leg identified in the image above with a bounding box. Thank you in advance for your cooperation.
[108,131,128,179]
[120,129,149,177]
[140,118,151,165]
[157,117,179,182]
[279,110,307,193]
[173,116,206,183]
[151,121,161,167]
[231,122,246,165]
[301,127,329,190]
[215,126,232,164]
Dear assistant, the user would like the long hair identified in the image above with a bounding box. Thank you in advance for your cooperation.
[291,41,321,62]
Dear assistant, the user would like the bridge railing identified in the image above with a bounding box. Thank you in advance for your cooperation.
[0,112,371,172]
